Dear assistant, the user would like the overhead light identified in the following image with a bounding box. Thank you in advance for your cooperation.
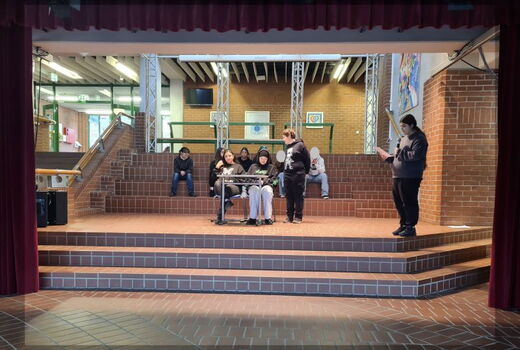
[210,62,228,78]
[332,61,345,80]
[336,63,349,81]
[180,54,342,62]
[84,109,113,115]
[36,87,54,95]
[99,89,111,97]
[116,96,141,103]
[106,56,138,81]
[50,72,58,82]
[47,96,80,102]
[41,59,83,79]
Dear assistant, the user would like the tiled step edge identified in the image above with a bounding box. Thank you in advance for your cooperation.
[38,227,492,252]
[38,239,491,273]
[39,258,490,298]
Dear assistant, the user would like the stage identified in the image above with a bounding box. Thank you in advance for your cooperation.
[38,214,478,238]
[37,214,491,298]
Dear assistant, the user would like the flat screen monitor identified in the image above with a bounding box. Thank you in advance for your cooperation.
[185,88,213,106]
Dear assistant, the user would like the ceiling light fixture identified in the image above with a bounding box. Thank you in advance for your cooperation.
[332,61,345,80]
[336,63,349,81]
[41,59,83,79]
[210,62,228,78]
[98,89,111,97]
[106,56,139,81]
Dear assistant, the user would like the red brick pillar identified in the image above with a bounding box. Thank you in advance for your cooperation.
[421,69,497,226]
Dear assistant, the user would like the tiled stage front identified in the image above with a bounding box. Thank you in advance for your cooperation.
[38,214,492,298]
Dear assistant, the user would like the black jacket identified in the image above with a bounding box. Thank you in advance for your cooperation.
[246,149,278,187]
[212,163,246,184]
[386,131,428,178]
[283,139,310,176]
[238,157,253,172]
[174,156,193,174]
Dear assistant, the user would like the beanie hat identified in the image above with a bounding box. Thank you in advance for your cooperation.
[258,149,270,158]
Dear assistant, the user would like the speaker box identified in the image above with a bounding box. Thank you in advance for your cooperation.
[47,191,68,225]
[36,192,48,228]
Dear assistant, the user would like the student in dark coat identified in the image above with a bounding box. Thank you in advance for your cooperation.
[212,149,246,224]
[208,147,224,197]
[170,147,196,197]
[376,114,428,237]
[237,147,253,172]
[244,148,278,225]
[282,128,310,224]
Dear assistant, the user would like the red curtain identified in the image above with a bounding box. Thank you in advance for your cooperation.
[0,24,39,295]
[489,24,520,310]
[1,1,518,32]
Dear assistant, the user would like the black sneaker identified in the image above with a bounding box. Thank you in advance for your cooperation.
[283,217,293,223]
[392,225,406,236]
[246,218,257,225]
[264,219,274,225]
[188,193,197,197]
[293,218,302,224]
[399,226,416,237]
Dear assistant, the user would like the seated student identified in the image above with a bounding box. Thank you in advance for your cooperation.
[275,161,285,198]
[208,147,224,197]
[238,147,253,172]
[305,147,329,199]
[213,149,246,224]
[245,149,278,225]
[170,147,196,197]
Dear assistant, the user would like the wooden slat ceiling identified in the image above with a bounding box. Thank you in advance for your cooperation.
[33,55,368,86]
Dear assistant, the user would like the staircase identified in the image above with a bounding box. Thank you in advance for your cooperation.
[99,152,398,218]
[38,222,491,297]
[39,150,490,298]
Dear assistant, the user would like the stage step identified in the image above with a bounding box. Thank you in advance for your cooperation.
[103,195,396,217]
[38,239,490,274]
[113,179,389,198]
[38,227,492,253]
[38,258,490,298]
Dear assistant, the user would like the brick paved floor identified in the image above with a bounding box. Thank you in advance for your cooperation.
[1,283,519,349]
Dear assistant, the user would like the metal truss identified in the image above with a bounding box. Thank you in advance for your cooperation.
[215,62,230,149]
[364,54,380,154]
[142,54,159,153]
[290,62,305,138]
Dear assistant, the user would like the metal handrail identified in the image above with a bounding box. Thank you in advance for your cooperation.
[36,169,81,176]
[70,112,134,183]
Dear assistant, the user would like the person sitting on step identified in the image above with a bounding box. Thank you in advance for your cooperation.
[213,149,246,224]
[305,147,329,199]
[244,148,278,225]
[237,146,253,172]
[170,146,196,197]
[208,147,224,197]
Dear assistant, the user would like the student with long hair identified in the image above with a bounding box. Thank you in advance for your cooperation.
[208,147,224,197]
[212,149,245,224]
[376,114,428,237]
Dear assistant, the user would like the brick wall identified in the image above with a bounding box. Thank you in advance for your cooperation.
[69,125,135,217]
[179,81,365,154]
[421,69,497,226]
[34,118,50,152]
[377,54,392,148]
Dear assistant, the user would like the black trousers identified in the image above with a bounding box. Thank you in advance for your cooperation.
[392,178,422,226]
[285,173,306,220]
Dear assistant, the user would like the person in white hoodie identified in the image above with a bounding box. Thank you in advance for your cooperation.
[305,147,329,199]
